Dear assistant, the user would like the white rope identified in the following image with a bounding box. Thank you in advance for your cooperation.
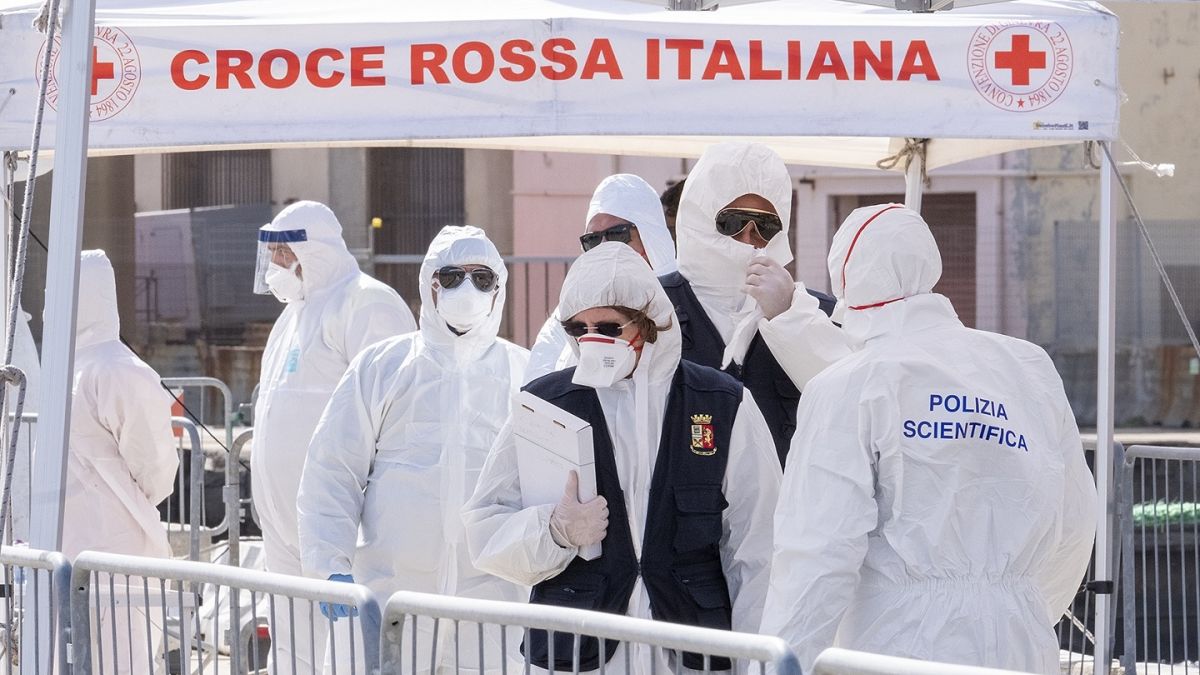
[7,0,62,367]
[32,0,57,33]
[1117,140,1175,178]
[876,137,929,184]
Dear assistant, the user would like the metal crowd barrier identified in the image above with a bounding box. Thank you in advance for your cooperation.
[0,545,72,675]
[381,590,800,674]
[1117,444,1200,674]
[225,430,253,569]
[163,378,242,552]
[70,551,381,675]
[162,417,227,562]
[161,377,234,452]
[811,648,1037,675]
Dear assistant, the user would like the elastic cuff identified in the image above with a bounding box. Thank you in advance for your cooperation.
[548,508,572,548]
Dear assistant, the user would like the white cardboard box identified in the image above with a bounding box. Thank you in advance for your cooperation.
[513,390,601,561]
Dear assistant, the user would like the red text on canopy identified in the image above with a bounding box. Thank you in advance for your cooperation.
[171,46,386,90]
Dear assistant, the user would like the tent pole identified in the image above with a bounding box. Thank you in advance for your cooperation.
[25,0,95,550]
[20,0,96,669]
[904,150,924,213]
[1093,140,1116,675]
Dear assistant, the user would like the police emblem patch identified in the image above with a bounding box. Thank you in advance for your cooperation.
[690,413,716,456]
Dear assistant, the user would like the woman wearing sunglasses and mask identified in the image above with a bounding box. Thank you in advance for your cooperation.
[465,242,780,675]
[297,225,529,674]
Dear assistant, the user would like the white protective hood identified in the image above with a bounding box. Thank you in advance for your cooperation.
[259,200,360,297]
[586,174,676,275]
[828,203,942,310]
[676,142,793,297]
[76,250,121,349]
[420,225,508,360]
[558,242,680,385]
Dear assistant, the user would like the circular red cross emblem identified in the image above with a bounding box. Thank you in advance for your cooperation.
[968,22,1073,113]
[36,26,142,122]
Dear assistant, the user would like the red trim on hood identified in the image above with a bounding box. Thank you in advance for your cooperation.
[850,297,905,311]
[840,204,903,303]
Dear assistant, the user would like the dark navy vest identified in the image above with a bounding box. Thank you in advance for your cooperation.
[522,360,743,671]
[658,271,835,468]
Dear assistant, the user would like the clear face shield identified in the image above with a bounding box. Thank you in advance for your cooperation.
[254,228,307,295]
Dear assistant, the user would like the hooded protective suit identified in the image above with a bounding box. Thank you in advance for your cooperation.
[465,243,780,675]
[251,201,415,673]
[759,205,1097,674]
[63,250,177,560]
[63,250,177,675]
[298,226,528,674]
[525,174,677,382]
[674,142,849,383]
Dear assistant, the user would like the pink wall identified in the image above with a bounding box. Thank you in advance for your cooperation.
[512,151,689,257]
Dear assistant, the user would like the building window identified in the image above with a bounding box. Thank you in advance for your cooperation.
[162,150,272,210]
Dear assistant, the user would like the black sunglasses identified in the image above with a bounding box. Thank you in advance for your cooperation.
[560,318,635,338]
[714,208,783,241]
[579,223,636,252]
[434,266,498,292]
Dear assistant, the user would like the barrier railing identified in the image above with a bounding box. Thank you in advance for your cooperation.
[70,551,381,675]
[225,430,253,568]
[0,545,71,675]
[1117,444,1200,674]
[161,377,234,452]
[811,648,1037,674]
[162,417,227,562]
[381,590,800,675]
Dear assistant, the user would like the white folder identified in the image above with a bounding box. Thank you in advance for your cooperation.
[513,391,601,561]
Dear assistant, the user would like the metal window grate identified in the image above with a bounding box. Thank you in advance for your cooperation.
[162,151,272,210]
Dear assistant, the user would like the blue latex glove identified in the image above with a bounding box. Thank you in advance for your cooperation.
[319,574,359,622]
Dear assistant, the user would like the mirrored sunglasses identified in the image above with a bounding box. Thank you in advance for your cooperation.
[434,265,498,292]
[579,223,636,252]
[714,208,783,241]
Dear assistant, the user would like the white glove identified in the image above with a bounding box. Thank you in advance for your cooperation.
[744,255,795,320]
[549,471,609,548]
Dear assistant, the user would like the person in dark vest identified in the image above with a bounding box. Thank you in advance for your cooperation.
[464,243,781,674]
[667,142,851,467]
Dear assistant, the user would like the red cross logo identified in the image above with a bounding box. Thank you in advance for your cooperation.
[994,34,1046,87]
[91,44,115,94]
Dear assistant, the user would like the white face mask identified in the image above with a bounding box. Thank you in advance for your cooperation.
[572,334,638,388]
[265,261,304,303]
[436,283,494,333]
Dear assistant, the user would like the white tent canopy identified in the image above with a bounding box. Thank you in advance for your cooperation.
[0,0,1118,168]
[0,1,1123,674]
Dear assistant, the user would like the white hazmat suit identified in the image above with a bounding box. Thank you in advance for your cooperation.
[298,225,528,673]
[759,204,1097,674]
[63,250,178,675]
[465,243,780,675]
[675,141,849,387]
[525,174,677,382]
[251,201,415,673]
